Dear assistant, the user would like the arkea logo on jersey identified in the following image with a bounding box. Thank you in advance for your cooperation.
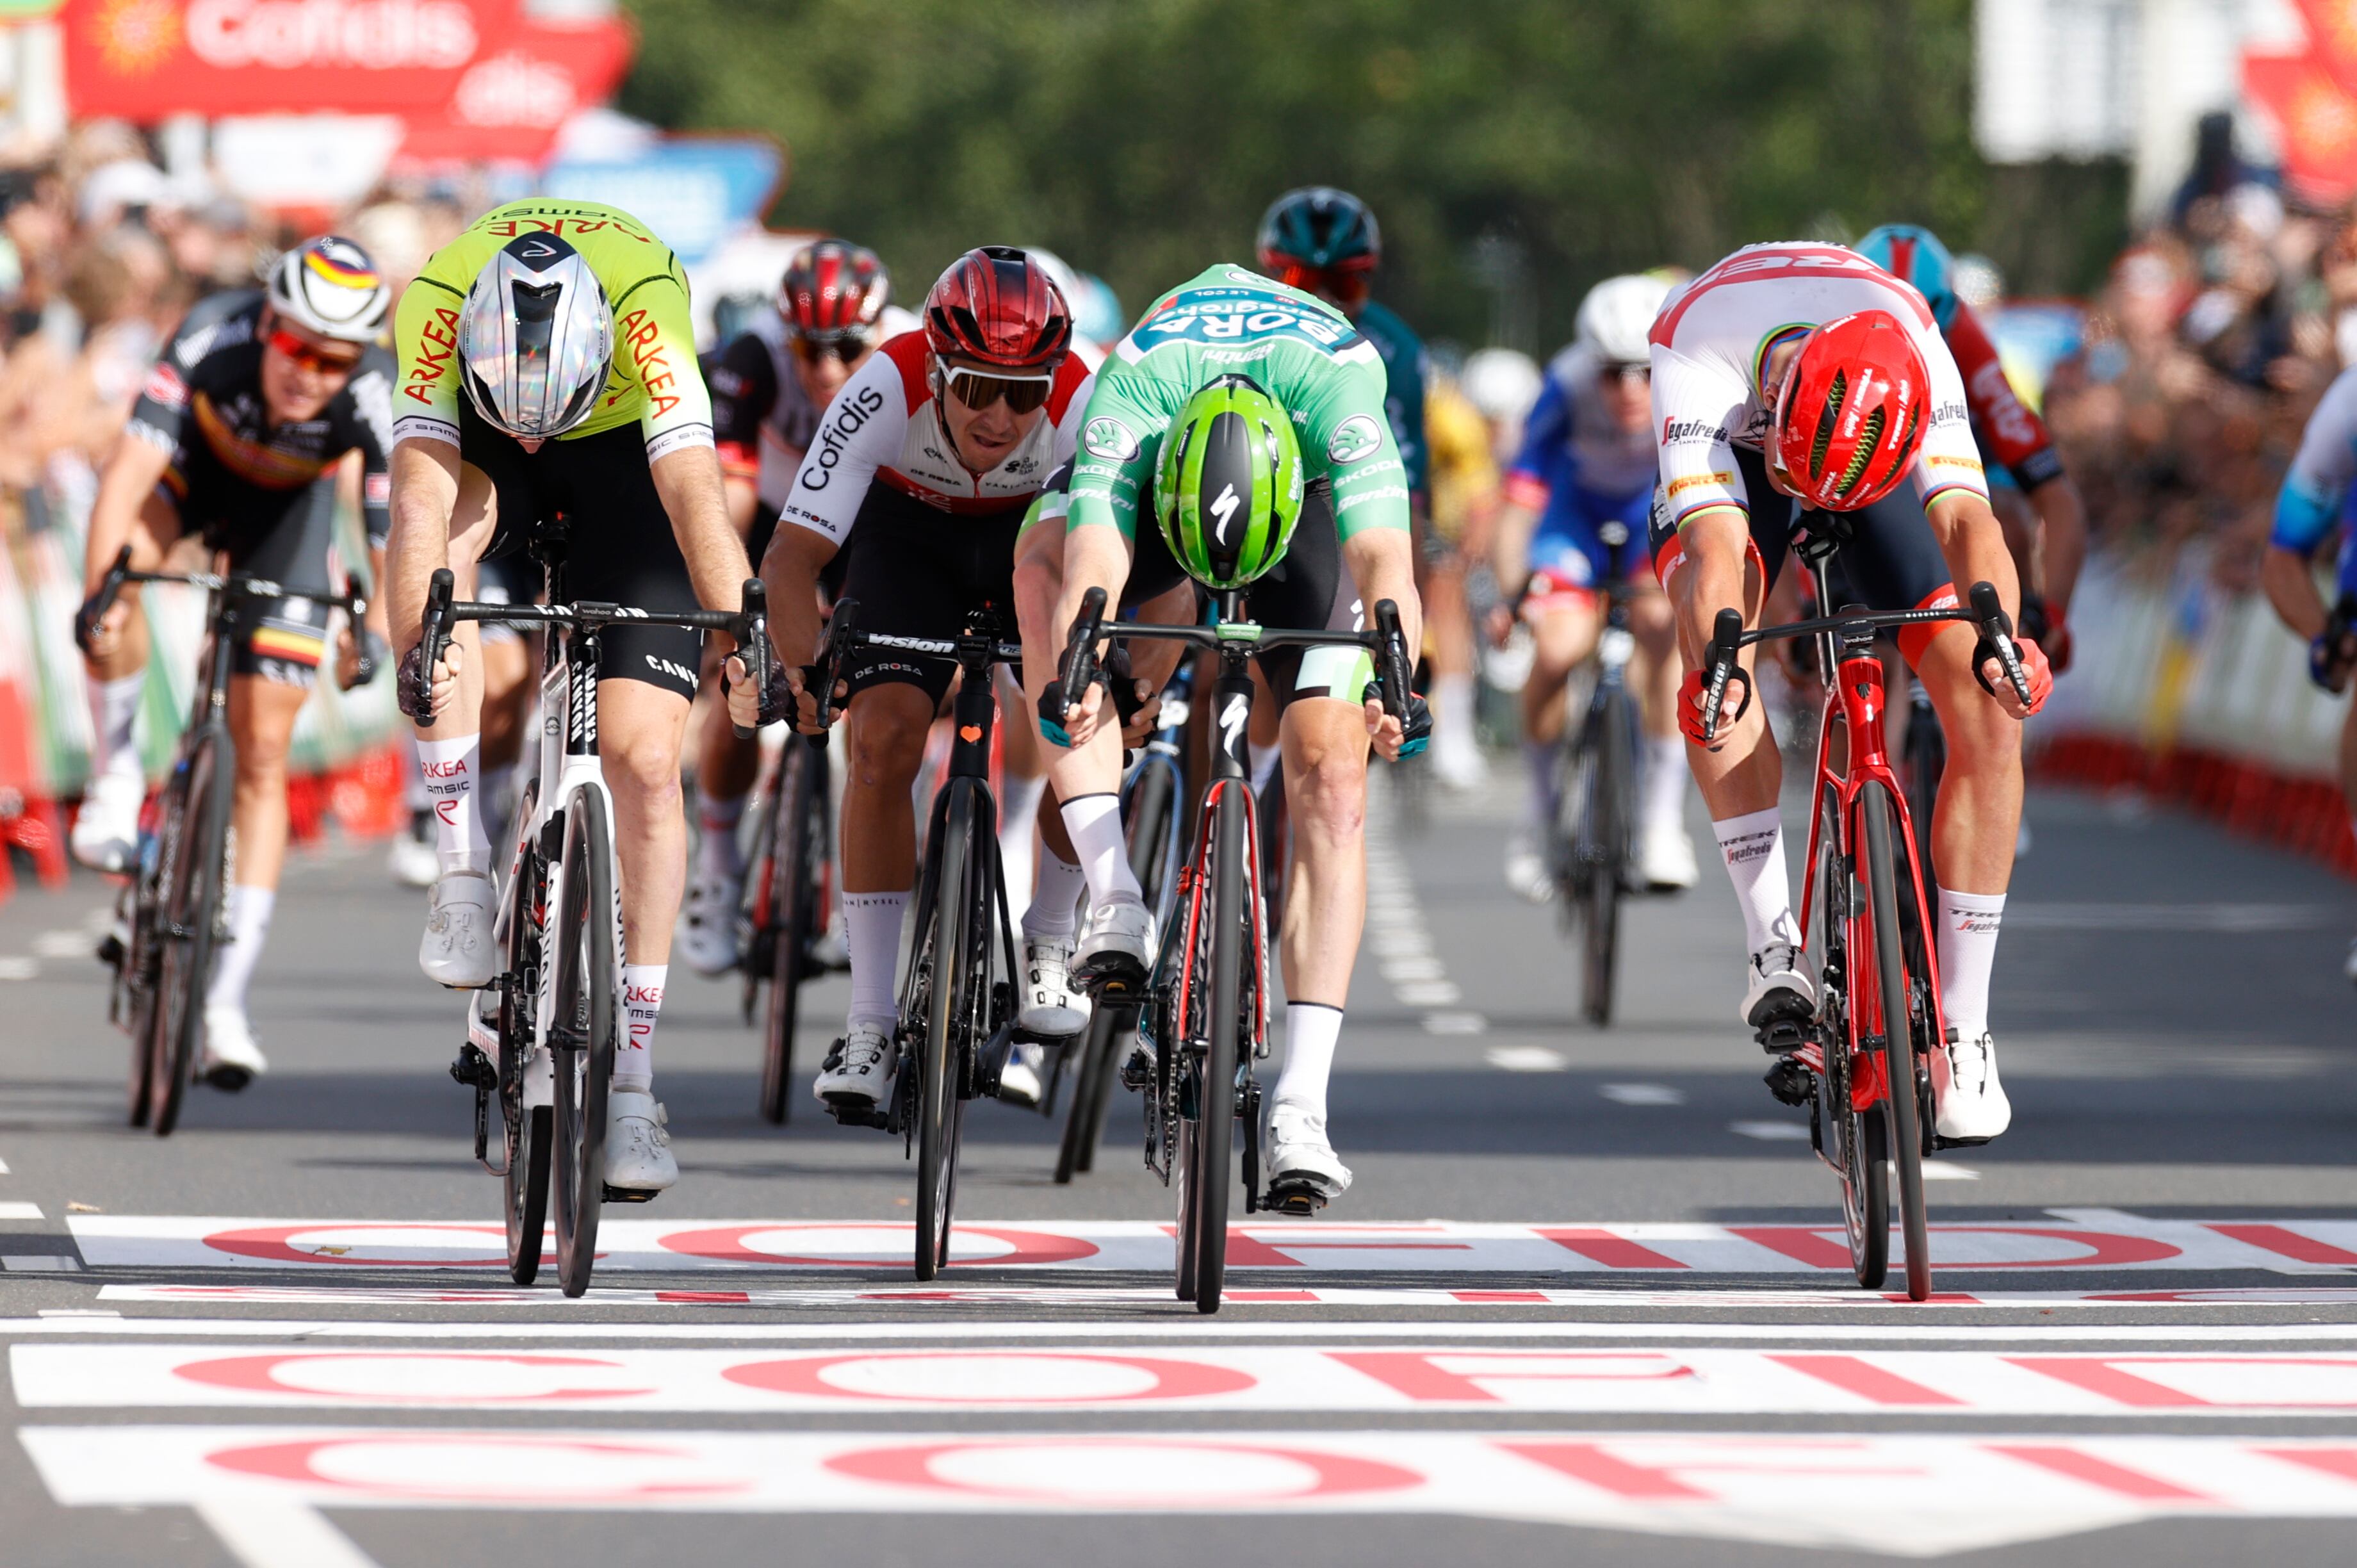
[404,306,461,405]
[1082,416,1138,462]
[1326,413,1383,466]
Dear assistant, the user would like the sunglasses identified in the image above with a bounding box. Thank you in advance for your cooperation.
[938,361,1054,415]
[1272,261,1373,309]
[1601,359,1651,385]
[790,331,875,366]
[266,327,365,377]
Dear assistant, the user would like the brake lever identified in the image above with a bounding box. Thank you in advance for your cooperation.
[1697,607,1751,747]
[1968,582,2034,708]
[734,576,771,740]
[809,596,860,731]
[1040,586,1108,746]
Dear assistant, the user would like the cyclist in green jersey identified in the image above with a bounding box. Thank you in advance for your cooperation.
[1018,263,1426,1205]
[385,200,753,1200]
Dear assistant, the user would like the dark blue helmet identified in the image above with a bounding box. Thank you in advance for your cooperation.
[1257,186,1382,272]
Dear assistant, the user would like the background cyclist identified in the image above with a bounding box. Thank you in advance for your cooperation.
[1652,241,2052,1145]
[386,200,754,1200]
[1024,262,1424,1208]
[1491,272,1695,901]
[72,235,395,1090]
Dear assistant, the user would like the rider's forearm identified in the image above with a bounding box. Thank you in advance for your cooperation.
[2030,474,2088,618]
[1490,502,1537,598]
[760,521,835,671]
[364,546,391,641]
[1344,527,1422,669]
[1927,493,2023,620]
[1056,523,1135,648]
[386,439,461,654]
[83,434,172,592]
[652,445,754,619]
[2263,546,2332,640]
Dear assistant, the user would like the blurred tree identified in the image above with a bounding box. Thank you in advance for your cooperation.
[621,0,2116,349]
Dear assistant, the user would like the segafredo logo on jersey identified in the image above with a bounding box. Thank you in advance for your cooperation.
[1661,418,1726,447]
[184,0,480,70]
[1082,417,1138,462]
[1326,414,1383,466]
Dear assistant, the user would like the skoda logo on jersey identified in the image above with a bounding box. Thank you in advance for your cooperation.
[1326,413,1383,466]
[1082,416,1138,462]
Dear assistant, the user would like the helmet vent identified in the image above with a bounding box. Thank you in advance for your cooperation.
[1809,370,1845,477]
[1832,407,1884,499]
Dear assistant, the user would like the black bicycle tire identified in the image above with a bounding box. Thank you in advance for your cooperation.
[507,1106,551,1284]
[151,730,231,1138]
[1861,782,1932,1302]
[759,739,820,1125]
[1054,1004,1115,1184]
[1582,693,1631,1026]
[1815,787,1888,1289]
[1191,783,1246,1314]
[125,779,177,1128]
[915,786,978,1280]
[552,796,619,1299]
[501,787,550,1286]
[1904,697,1944,896]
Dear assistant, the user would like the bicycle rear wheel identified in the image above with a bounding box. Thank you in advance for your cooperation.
[1902,689,1943,895]
[1187,782,1246,1314]
[125,801,171,1128]
[149,730,231,1138]
[1577,692,1633,1025]
[915,785,984,1280]
[758,737,824,1125]
[1054,1003,1118,1184]
[1056,762,1173,1182]
[1812,788,1886,1289]
[1860,782,1932,1302]
[551,797,619,1299]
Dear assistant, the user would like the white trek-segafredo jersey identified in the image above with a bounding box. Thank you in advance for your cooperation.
[1647,242,1989,532]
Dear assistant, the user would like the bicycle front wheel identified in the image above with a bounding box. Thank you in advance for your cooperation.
[1811,786,1885,1289]
[150,730,231,1138]
[1860,782,1932,1302]
[551,796,620,1299]
[501,786,551,1286]
[1578,693,1633,1026]
[915,785,984,1280]
[1188,781,1246,1314]
[758,737,823,1125]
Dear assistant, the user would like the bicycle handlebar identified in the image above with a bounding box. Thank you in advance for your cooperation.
[79,543,372,657]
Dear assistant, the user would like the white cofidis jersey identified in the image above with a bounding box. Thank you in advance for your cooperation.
[781,332,1094,544]
[1646,242,1987,532]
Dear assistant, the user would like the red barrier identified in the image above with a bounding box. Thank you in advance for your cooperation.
[2033,735,2354,879]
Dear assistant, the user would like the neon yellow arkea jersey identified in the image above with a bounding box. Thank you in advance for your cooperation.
[390,199,712,460]
[1424,379,1497,544]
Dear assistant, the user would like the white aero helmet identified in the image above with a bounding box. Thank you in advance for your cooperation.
[457,232,614,441]
[1574,272,1676,366]
[1460,347,1542,425]
[267,235,393,345]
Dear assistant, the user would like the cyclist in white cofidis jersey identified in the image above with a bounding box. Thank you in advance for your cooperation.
[1651,243,2053,1146]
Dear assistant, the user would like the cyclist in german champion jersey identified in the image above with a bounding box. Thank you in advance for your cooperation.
[1022,263,1426,1205]
[722,247,1095,1115]
[1854,225,2089,669]
[73,236,396,1090]
[675,239,909,977]
[2263,363,2357,981]
[1492,272,1697,901]
[386,199,754,1200]
[1654,242,2053,1145]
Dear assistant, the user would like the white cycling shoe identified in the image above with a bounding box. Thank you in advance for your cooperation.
[674,867,742,977]
[200,1006,266,1091]
[386,811,439,889]
[1266,1100,1352,1200]
[1639,822,1700,892]
[1019,933,1089,1036]
[1741,942,1818,1029]
[419,869,497,989]
[997,1040,1047,1109]
[1073,894,1154,990]
[1503,831,1553,904]
[814,1021,894,1110]
[1430,737,1488,792]
[1937,1030,2012,1144]
[603,1089,678,1195]
[70,766,144,874]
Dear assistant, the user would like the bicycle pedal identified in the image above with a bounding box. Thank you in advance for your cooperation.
[826,1102,893,1131]
[601,1184,660,1204]
[1932,1132,1994,1152]
[202,1065,252,1094]
[1264,1180,1327,1218]
[1762,1055,1816,1107]
[95,933,126,971]
[448,1044,498,1091]
[1754,1017,1811,1056]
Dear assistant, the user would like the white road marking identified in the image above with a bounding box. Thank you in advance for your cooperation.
[30,930,95,959]
[196,1499,383,1568]
[1730,1120,1811,1141]
[1602,1083,1684,1106]
[0,1202,44,1220]
[1486,1046,1568,1073]
[0,958,38,981]
[1421,1012,1488,1036]
[0,1156,10,1173]
[1394,981,1463,1006]
[1921,1160,1982,1181]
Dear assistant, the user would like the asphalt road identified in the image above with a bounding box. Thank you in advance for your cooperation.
[3,759,2356,1566]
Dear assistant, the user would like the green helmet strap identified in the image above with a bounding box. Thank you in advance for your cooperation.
[1156,374,1305,591]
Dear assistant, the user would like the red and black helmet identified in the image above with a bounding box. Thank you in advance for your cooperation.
[779,239,890,340]
[1771,311,1932,511]
[923,245,1072,370]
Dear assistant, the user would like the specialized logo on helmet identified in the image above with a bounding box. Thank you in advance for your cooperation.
[1082,416,1138,461]
[1208,482,1241,544]
[1326,413,1383,466]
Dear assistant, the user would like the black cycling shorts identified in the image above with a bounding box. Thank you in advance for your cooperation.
[1649,445,1959,666]
[461,402,704,701]
[1125,484,1367,709]
[159,440,347,690]
[833,486,1024,708]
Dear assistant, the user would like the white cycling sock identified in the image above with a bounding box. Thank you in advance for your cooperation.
[998,770,1048,911]
[204,885,275,1014]
[1059,792,1141,906]
[843,890,908,1030]
[1712,807,1801,954]
[401,733,431,813]
[1936,888,2005,1041]
[415,732,489,878]
[1641,733,1688,838]
[1272,1002,1343,1115]
[1022,849,1088,939]
[1433,673,1476,749]
[695,786,747,881]
[88,672,143,783]
[1248,740,1282,797]
[615,963,667,1092]
[1524,737,1558,833]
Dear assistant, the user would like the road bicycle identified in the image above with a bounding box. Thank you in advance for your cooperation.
[1543,518,1645,1026]
[1696,521,2031,1303]
[1045,586,1414,1314]
[802,599,1042,1280]
[1050,657,1195,1184]
[738,726,838,1123]
[86,547,373,1137]
[432,551,772,1298]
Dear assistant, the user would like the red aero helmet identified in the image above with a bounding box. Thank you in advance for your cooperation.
[780,239,890,338]
[1772,310,1932,510]
[924,245,1072,370]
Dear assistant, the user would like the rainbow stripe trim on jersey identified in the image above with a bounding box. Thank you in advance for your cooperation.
[1751,323,1815,406]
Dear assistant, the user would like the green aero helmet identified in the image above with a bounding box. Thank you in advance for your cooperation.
[1155,373,1305,591]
